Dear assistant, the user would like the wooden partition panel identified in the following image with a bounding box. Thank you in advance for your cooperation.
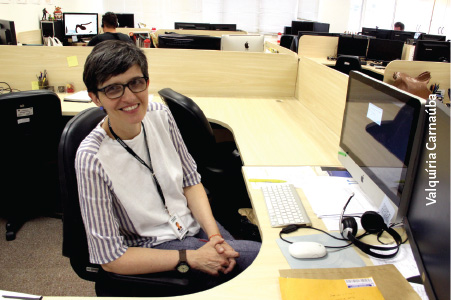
[264,41,298,57]
[384,60,450,102]
[296,56,348,138]
[17,30,43,45]
[0,45,298,98]
[298,35,338,58]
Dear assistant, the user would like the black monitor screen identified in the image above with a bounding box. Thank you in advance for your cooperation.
[116,13,134,28]
[413,40,450,62]
[366,38,404,62]
[210,24,236,31]
[337,35,369,58]
[340,72,425,210]
[63,13,98,37]
[174,22,210,30]
[391,30,419,42]
[419,34,446,41]
[158,33,221,50]
[0,19,17,45]
[404,100,450,300]
[362,27,378,37]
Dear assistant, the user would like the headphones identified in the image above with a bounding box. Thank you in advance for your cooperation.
[340,196,402,259]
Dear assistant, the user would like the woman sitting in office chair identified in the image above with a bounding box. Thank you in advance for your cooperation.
[76,40,261,294]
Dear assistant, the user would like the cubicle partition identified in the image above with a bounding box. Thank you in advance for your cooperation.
[0,45,298,98]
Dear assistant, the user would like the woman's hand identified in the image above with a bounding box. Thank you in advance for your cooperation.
[187,240,239,276]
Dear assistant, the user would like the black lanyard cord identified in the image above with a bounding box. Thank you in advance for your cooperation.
[107,118,167,210]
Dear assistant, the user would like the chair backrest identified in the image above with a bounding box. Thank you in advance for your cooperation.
[157,88,217,169]
[280,34,295,49]
[58,107,106,281]
[334,55,362,75]
[0,90,62,216]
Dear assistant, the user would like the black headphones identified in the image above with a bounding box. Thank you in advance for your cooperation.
[340,210,402,259]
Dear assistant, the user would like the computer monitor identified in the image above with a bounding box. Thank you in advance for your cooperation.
[221,34,264,52]
[413,40,450,62]
[158,33,221,50]
[291,21,329,35]
[0,19,17,45]
[116,13,134,28]
[339,71,426,224]
[210,24,237,31]
[404,100,450,300]
[362,27,393,40]
[337,35,370,58]
[366,38,404,62]
[419,33,446,41]
[390,30,420,42]
[361,27,378,37]
[174,22,210,30]
[63,13,99,38]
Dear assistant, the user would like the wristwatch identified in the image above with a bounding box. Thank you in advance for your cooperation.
[176,249,190,273]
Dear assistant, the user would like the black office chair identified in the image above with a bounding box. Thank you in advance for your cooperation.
[58,107,191,297]
[333,55,362,75]
[0,90,63,241]
[290,35,299,53]
[157,88,253,237]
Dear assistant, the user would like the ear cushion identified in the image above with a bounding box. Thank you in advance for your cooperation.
[361,211,386,233]
[342,217,358,238]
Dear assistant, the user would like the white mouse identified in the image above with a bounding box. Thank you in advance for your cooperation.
[288,242,327,259]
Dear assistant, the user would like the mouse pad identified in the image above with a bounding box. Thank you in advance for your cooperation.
[276,233,366,269]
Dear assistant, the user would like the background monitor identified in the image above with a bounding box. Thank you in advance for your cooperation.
[158,33,221,50]
[116,13,134,28]
[413,40,450,62]
[174,22,210,30]
[339,71,426,224]
[390,30,420,42]
[366,38,404,62]
[337,35,370,58]
[63,13,99,37]
[221,34,264,52]
[291,21,329,35]
[419,33,446,41]
[210,24,236,31]
[404,100,450,300]
[0,19,17,45]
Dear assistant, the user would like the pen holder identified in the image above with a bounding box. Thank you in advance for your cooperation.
[38,79,49,90]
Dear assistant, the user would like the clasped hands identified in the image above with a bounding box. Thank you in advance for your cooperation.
[188,236,239,276]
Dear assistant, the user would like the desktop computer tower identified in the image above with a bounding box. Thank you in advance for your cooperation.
[41,20,64,45]
[291,21,330,35]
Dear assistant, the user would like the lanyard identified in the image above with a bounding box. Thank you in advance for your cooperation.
[108,118,168,212]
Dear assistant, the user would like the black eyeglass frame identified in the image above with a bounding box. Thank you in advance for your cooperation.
[96,76,149,99]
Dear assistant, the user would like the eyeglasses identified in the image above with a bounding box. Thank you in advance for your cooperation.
[97,76,149,99]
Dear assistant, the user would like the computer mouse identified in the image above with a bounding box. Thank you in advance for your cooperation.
[288,242,327,259]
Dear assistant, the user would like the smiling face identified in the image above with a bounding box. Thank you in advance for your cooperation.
[89,64,149,140]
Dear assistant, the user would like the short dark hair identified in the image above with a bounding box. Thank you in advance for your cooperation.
[102,12,118,28]
[394,22,405,30]
[83,40,149,93]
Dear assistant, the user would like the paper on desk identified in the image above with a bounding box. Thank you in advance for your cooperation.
[63,90,91,102]
[0,290,42,300]
[279,277,384,300]
[370,244,421,279]
[246,166,316,189]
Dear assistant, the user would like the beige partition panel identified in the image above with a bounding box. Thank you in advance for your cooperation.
[384,60,450,102]
[298,35,339,58]
[296,56,348,138]
[264,41,298,57]
[0,45,298,98]
[17,30,43,45]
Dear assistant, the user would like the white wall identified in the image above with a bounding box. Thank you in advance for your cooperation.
[317,0,351,33]
[0,1,103,33]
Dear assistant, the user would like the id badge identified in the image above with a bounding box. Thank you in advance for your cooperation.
[168,213,188,240]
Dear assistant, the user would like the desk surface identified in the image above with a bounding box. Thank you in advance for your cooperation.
[60,95,341,167]
[308,57,386,76]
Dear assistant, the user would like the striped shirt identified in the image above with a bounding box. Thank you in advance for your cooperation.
[75,102,202,265]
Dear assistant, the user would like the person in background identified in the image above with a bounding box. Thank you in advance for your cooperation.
[88,12,133,46]
[77,40,261,295]
[394,22,405,31]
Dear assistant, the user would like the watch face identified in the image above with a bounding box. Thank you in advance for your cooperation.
[177,263,189,273]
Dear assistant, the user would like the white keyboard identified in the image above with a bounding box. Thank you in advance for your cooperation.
[261,184,312,227]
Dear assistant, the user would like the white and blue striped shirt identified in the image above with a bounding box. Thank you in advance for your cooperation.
[75,102,202,265]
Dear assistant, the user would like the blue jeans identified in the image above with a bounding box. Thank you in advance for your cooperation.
[153,222,261,292]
